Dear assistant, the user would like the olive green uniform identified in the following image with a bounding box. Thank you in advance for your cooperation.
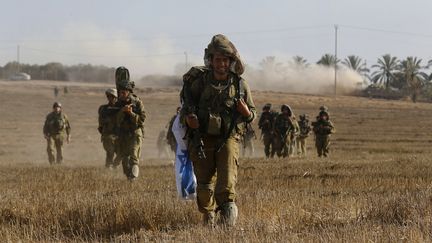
[166,115,177,153]
[312,119,335,157]
[296,118,311,156]
[98,103,121,168]
[43,112,71,164]
[273,114,296,158]
[115,94,146,178]
[184,70,256,217]
[258,111,278,158]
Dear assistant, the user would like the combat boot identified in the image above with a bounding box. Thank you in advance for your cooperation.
[203,211,215,227]
[131,164,139,178]
[219,202,238,227]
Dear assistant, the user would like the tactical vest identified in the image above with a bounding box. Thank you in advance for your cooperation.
[47,113,66,134]
[99,104,118,135]
[275,114,294,135]
[186,68,246,137]
[116,94,144,133]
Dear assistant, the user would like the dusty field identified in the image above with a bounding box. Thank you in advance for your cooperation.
[0,80,432,242]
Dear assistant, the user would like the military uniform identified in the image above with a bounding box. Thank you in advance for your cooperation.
[312,111,335,157]
[98,91,121,168]
[181,34,255,226]
[258,107,278,158]
[273,105,297,158]
[43,104,71,164]
[166,115,177,153]
[296,115,311,156]
[241,123,256,157]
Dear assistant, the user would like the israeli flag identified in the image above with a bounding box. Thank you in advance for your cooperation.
[172,113,197,200]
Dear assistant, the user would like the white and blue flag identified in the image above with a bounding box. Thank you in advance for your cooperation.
[172,113,197,200]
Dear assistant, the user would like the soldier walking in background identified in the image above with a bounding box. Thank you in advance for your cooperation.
[98,88,121,169]
[312,108,335,157]
[54,86,59,97]
[43,102,71,164]
[258,103,278,158]
[181,34,256,226]
[115,68,146,181]
[273,104,297,158]
[242,123,256,157]
[166,107,181,153]
[296,114,311,157]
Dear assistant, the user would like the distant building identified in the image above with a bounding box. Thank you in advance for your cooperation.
[9,72,31,81]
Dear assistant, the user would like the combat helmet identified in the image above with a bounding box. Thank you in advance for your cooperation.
[204,34,245,75]
[105,88,117,97]
[53,102,62,108]
[319,105,328,112]
[117,80,135,92]
[263,103,272,110]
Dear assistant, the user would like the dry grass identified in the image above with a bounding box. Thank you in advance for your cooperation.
[0,80,431,242]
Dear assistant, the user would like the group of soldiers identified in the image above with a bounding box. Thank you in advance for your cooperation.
[43,67,146,181]
[42,34,336,228]
[258,103,335,158]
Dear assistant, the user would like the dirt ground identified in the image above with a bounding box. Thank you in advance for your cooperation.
[0,80,431,241]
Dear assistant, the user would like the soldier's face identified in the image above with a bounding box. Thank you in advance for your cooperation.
[320,115,328,120]
[53,107,61,113]
[118,90,130,101]
[211,53,231,76]
[107,94,117,104]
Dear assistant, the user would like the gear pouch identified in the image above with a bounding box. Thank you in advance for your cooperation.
[207,113,222,136]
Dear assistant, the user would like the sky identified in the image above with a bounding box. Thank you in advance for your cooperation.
[1,0,432,76]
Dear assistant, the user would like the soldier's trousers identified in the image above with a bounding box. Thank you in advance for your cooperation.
[118,134,142,177]
[102,134,121,168]
[47,134,64,164]
[190,136,239,214]
[296,137,307,156]
[315,135,331,157]
[262,133,275,158]
[274,135,291,158]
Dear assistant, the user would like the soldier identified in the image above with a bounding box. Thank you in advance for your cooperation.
[166,107,181,153]
[98,88,121,169]
[273,104,297,158]
[54,86,59,97]
[312,109,335,157]
[288,115,300,157]
[157,130,171,158]
[242,123,256,157]
[258,103,278,158]
[43,102,71,164]
[296,114,311,157]
[115,78,146,181]
[181,34,256,226]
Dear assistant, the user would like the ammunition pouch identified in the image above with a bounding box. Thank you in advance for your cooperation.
[207,113,222,136]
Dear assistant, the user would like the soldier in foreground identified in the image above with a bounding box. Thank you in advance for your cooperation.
[273,104,297,158]
[43,102,71,164]
[312,109,335,157]
[296,114,311,157]
[115,77,146,181]
[258,103,277,158]
[98,88,121,169]
[181,34,256,226]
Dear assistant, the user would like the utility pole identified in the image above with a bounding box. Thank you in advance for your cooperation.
[184,51,188,71]
[17,45,20,73]
[334,25,338,96]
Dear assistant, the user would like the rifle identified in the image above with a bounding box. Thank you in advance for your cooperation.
[216,77,245,153]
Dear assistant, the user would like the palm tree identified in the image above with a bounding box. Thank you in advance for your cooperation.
[317,54,338,67]
[371,54,399,89]
[342,55,369,76]
[292,55,309,68]
[398,56,428,102]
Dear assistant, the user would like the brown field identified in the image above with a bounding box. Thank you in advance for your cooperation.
[0,80,432,242]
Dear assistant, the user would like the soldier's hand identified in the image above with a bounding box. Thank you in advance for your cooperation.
[186,114,199,129]
[122,105,133,114]
[236,99,251,117]
[44,134,49,140]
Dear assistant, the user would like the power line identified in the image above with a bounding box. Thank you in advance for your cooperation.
[340,25,432,38]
